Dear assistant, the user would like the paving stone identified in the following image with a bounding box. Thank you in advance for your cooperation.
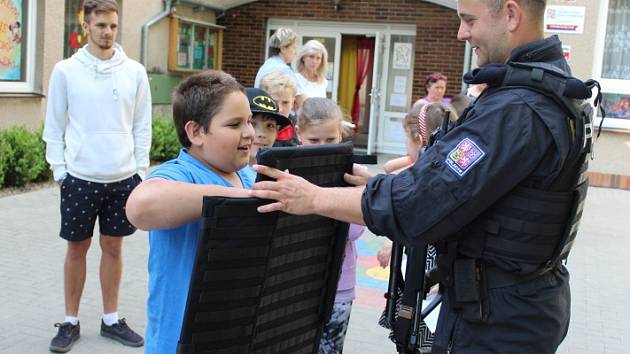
[0,170,628,353]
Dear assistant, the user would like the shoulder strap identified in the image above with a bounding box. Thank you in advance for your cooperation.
[464,62,605,158]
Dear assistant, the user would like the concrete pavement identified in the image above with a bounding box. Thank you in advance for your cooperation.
[1,176,629,353]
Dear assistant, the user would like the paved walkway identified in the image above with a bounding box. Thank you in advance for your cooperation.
[1,173,629,353]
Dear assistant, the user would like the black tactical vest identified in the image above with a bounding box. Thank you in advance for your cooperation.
[451,62,603,277]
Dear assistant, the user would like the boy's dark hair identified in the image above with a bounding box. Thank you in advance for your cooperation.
[448,94,472,118]
[83,0,118,22]
[172,70,245,147]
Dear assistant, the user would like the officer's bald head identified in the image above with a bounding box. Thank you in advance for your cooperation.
[482,0,546,22]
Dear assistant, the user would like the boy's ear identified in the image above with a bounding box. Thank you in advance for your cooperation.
[184,121,205,147]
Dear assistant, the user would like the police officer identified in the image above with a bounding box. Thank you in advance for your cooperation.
[250,0,590,352]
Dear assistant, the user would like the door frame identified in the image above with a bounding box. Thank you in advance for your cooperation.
[267,19,417,154]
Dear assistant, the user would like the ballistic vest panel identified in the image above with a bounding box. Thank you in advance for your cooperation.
[457,61,601,273]
[177,143,353,354]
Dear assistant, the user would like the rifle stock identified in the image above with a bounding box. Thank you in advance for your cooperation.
[385,110,451,353]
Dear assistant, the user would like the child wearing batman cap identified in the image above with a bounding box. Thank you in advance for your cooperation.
[245,87,292,165]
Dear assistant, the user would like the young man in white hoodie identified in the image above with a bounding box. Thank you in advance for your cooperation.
[43,0,150,352]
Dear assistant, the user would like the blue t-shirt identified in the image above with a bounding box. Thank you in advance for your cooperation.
[144,149,255,354]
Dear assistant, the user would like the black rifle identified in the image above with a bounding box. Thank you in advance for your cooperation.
[385,110,451,354]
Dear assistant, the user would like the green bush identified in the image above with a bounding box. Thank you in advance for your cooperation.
[0,117,178,190]
[1,126,49,187]
[34,126,52,182]
[151,116,180,162]
[0,137,10,187]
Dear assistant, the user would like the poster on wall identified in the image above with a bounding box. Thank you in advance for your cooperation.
[64,0,88,58]
[603,93,630,120]
[544,5,585,34]
[392,42,412,70]
[0,0,23,81]
[393,75,407,94]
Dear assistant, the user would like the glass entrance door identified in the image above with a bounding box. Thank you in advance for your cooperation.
[375,34,416,154]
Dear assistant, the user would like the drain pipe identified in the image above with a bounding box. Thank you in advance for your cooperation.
[141,0,174,68]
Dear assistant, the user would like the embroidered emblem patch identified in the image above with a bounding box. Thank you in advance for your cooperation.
[445,138,485,177]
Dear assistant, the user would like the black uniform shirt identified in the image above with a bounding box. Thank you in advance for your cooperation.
[362,36,571,254]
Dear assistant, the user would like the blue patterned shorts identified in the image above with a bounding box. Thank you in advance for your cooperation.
[59,174,140,241]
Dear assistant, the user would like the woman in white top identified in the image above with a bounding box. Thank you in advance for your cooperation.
[294,39,329,106]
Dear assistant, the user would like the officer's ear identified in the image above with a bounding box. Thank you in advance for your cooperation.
[505,0,524,33]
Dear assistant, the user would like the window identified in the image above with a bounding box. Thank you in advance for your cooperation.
[594,0,630,129]
[0,0,37,93]
[168,17,223,72]
[64,0,122,59]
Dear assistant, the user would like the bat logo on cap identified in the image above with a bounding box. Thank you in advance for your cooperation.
[253,95,278,111]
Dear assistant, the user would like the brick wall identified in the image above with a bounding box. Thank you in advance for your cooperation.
[218,0,465,101]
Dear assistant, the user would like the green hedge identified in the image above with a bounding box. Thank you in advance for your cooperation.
[0,118,180,189]
[150,116,180,162]
[0,126,50,188]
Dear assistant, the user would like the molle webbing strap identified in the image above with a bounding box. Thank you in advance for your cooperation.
[475,185,573,263]
[178,143,354,354]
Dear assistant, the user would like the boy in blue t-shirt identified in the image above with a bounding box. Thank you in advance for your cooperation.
[125,70,255,354]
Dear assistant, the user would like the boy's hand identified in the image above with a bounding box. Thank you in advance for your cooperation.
[250,164,320,215]
[344,163,373,186]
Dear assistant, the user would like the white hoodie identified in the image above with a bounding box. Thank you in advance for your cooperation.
[43,44,152,183]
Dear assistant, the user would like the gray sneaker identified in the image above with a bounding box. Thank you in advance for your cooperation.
[50,322,80,353]
[100,318,144,347]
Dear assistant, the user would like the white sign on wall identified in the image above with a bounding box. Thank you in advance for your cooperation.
[544,5,586,34]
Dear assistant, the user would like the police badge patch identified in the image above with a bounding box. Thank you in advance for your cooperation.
[445,137,486,177]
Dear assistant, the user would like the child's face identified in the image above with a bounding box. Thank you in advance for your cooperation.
[251,114,278,161]
[188,91,254,174]
[297,120,342,145]
[270,90,295,117]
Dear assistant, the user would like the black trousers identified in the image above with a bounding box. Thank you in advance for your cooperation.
[431,266,570,354]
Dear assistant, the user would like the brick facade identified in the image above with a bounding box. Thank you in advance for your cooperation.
[218,0,465,101]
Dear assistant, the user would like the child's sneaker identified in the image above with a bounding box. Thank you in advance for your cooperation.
[100,318,144,347]
[49,322,80,353]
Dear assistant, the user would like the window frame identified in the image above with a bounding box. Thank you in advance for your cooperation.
[0,0,38,94]
[592,0,630,130]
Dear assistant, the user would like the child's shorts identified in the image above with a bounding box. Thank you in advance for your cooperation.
[59,174,140,241]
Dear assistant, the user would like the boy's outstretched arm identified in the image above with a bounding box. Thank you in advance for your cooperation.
[126,178,249,230]
[249,164,366,225]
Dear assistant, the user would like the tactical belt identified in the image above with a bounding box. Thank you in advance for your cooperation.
[483,264,556,289]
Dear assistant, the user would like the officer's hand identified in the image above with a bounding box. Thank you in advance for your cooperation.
[377,240,393,268]
[344,163,373,186]
[250,164,321,215]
